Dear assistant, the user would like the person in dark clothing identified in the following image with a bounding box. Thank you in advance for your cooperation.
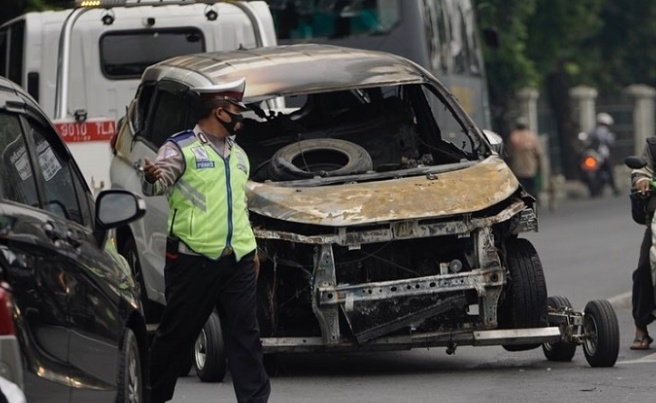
[143,77,270,402]
[629,140,656,350]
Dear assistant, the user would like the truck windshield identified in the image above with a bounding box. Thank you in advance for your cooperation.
[100,28,205,79]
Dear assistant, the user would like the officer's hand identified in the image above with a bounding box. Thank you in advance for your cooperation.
[637,179,651,195]
[253,252,260,280]
[143,157,162,184]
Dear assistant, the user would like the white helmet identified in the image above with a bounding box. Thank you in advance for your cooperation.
[596,112,614,126]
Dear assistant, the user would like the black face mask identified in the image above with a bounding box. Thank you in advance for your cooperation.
[217,109,244,136]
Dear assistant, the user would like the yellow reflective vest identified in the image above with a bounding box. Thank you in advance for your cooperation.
[167,130,256,260]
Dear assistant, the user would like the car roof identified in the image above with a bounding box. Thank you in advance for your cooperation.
[142,44,430,100]
[0,76,42,112]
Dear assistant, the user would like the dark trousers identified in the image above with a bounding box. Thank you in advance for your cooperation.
[632,226,655,328]
[149,249,270,403]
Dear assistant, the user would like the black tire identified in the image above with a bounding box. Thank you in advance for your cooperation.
[542,296,577,362]
[122,238,160,324]
[194,311,227,382]
[582,299,619,367]
[499,238,548,352]
[116,328,142,403]
[268,139,373,181]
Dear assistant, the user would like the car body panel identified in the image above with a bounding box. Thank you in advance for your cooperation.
[110,44,539,355]
[0,76,148,402]
[248,156,518,226]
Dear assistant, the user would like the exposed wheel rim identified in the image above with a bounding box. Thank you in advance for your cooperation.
[584,314,599,356]
[194,329,208,370]
[127,346,140,403]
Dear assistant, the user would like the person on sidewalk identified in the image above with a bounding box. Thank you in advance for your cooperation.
[142,77,271,402]
[629,139,656,350]
[507,116,543,198]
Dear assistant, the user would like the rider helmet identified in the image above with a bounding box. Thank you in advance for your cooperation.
[596,112,614,126]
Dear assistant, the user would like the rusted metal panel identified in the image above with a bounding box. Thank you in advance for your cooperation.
[252,199,527,245]
[248,156,519,226]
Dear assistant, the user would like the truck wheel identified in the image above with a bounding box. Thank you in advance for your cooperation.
[499,238,548,352]
[542,296,577,362]
[582,299,619,367]
[194,311,227,382]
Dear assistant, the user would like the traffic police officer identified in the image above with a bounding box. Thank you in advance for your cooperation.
[142,77,271,403]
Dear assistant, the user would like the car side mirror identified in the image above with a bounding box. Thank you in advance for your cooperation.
[625,155,648,170]
[93,189,146,245]
[482,129,505,155]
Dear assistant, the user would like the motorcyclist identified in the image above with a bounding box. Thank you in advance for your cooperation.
[629,140,656,350]
[588,112,620,195]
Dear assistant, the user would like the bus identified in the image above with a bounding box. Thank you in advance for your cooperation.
[265,0,493,129]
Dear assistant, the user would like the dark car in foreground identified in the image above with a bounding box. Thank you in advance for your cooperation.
[0,76,148,402]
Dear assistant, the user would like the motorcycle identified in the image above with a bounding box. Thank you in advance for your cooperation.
[578,131,610,197]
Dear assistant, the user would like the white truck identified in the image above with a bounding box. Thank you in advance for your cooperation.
[0,0,277,193]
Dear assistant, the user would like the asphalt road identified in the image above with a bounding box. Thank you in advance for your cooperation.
[170,194,656,403]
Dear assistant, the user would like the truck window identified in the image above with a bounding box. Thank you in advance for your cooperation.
[100,28,205,79]
[0,21,25,85]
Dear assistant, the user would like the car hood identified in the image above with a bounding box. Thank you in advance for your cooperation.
[247,156,519,226]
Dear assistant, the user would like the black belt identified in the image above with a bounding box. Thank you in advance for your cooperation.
[178,243,233,257]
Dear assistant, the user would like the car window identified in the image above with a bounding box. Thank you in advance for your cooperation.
[0,112,39,206]
[26,118,86,225]
[143,82,191,148]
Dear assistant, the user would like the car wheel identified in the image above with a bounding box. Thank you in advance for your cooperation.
[268,139,373,181]
[542,296,577,362]
[122,238,159,323]
[582,299,619,367]
[499,238,548,352]
[194,311,227,382]
[117,328,142,403]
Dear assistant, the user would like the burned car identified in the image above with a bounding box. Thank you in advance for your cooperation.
[111,44,618,379]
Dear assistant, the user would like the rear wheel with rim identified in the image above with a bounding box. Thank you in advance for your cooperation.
[117,328,142,403]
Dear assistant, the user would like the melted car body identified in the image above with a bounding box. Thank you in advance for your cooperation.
[111,44,543,356]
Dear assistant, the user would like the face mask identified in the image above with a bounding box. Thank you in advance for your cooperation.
[217,109,244,136]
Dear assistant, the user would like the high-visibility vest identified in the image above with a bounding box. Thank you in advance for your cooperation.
[167,130,256,260]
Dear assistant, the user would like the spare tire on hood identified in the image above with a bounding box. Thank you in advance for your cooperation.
[267,139,373,181]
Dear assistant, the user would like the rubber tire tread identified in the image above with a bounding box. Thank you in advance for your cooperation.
[583,299,619,367]
[268,139,373,181]
[195,311,227,382]
[117,328,142,403]
[500,238,548,352]
[542,296,577,361]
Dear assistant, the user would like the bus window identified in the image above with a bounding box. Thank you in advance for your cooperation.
[269,0,400,40]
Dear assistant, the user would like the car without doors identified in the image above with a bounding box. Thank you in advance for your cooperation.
[110,44,619,380]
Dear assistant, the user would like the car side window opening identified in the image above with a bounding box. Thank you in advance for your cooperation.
[0,112,39,206]
[27,119,86,225]
[143,83,192,148]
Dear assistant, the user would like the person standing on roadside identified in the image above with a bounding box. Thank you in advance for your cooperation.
[142,77,270,403]
[629,139,656,350]
[507,116,543,198]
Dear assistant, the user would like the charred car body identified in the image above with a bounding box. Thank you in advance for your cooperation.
[111,44,618,375]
